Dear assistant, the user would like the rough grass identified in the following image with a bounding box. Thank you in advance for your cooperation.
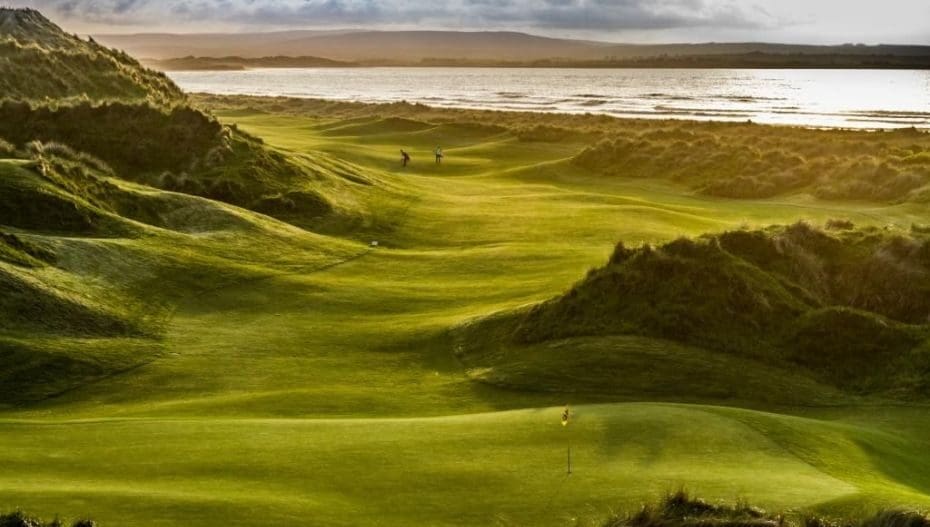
[0,511,94,527]
[0,102,388,232]
[0,8,183,105]
[604,491,930,527]
[0,11,360,231]
[573,130,930,202]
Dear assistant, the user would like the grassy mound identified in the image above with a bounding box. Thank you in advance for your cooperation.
[0,8,182,105]
[0,103,342,228]
[573,127,930,201]
[0,102,222,175]
[0,12,363,232]
[459,222,930,398]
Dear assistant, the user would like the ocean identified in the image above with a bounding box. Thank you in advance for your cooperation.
[169,67,930,129]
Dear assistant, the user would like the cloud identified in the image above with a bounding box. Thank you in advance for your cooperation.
[10,0,929,44]
[13,0,775,31]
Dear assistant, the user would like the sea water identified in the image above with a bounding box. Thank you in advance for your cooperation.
[169,67,930,129]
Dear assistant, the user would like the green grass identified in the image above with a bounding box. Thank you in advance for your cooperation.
[2,101,930,526]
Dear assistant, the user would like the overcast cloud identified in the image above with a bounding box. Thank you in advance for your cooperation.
[9,0,930,44]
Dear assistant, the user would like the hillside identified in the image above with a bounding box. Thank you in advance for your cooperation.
[144,55,356,71]
[456,222,930,401]
[95,29,930,64]
[0,8,183,104]
[0,9,395,405]
[0,9,387,234]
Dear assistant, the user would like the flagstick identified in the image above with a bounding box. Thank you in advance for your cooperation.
[567,439,572,475]
[562,405,572,475]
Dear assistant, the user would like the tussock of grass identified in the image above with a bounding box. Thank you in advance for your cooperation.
[606,491,775,527]
[603,492,930,527]
[0,510,95,527]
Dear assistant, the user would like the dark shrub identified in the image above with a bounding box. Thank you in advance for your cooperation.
[0,512,42,527]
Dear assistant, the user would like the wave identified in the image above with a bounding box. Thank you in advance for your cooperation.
[653,105,753,115]
[642,93,695,101]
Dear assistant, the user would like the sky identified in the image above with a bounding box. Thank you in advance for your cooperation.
[10,0,930,44]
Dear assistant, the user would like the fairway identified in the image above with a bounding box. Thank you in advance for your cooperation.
[2,108,930,527]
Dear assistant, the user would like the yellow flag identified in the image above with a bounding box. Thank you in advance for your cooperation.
[561,405,570,426]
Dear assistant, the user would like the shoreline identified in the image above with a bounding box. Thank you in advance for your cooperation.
[187,91,930,132]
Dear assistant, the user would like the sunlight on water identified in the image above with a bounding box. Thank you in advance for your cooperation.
[169,67,930,129]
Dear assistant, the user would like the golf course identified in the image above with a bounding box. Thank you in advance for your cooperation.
[3,7,930,527]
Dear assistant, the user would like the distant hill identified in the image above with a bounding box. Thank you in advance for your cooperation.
[144,55,356,71]
[416,53,930,69]
[0,8,183,104]
[95,29,930,65]
[97,30,606,61]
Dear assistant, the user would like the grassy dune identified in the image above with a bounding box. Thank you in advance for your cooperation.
[0,8,182,105]
[1,95,930,527]
[459,223,930,401]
